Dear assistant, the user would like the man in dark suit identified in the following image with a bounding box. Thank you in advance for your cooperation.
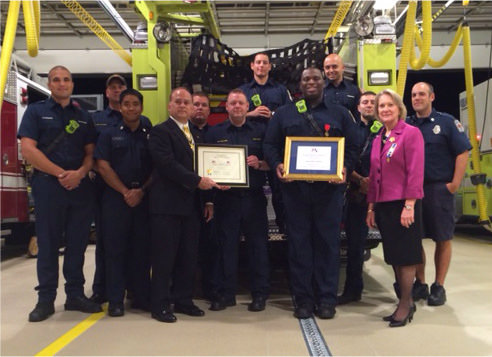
[148,87,223,323]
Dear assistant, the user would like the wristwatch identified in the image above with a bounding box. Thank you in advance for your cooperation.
[404,204,414,210]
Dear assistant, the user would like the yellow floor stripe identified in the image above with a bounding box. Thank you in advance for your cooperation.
[35,307,106,357]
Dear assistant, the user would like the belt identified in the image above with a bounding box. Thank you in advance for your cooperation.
[130,181,143,189]
[33,169,50,177]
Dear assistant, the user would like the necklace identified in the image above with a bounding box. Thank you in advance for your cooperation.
[382,130,391,144]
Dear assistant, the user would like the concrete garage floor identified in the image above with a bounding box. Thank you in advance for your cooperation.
[1,228,492,356]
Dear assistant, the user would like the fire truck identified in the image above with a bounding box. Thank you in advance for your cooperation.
[457,79,492,229]
[0,62,50,246]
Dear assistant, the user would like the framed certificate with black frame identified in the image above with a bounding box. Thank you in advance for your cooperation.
[195,144,249,187]
[283,136,345,181]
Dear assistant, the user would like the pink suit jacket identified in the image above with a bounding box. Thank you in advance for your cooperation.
[367,119,424,203]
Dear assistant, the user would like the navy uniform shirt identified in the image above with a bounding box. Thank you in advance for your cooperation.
[407,108,471,183]
[18,97,96,171]
[263,100,359,175]
[206,119,267,190]
[92,106,122,135]
[239,78,291,122]
[92,106,152,136]
[190,122,210,144]
[94,120,153,188]
[323,79,360,119]
[348,119,381,197]
[354,119,378,178]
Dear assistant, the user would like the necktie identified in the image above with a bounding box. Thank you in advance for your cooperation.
[183,125,194,151]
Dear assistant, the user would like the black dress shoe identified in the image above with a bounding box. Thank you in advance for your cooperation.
[209,300,226,311]
[294,304,313,319]
[315,304,336,319]
[337,292,361,305]
[28,302,55,322]
[412,280,429,301]
[65,296,103,313]
[248,296,266,312]
[152,309,177,323]
[428,282,446,306]
[174,304,205,317]
[209,297,236,311]
[382,313,395,322]
[389,307,415,328]
[383,304,416,322]
[108,304,124,317]
[89,293,107,304]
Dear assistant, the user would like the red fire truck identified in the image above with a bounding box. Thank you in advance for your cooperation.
[1,68,50,246]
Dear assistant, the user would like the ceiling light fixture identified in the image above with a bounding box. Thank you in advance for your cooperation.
[97,0,134,42]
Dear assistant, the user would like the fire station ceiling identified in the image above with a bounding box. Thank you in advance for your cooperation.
[1,1,492,50]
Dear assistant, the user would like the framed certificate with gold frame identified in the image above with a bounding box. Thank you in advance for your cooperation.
[283,136,345,181]
[195,144,249,187]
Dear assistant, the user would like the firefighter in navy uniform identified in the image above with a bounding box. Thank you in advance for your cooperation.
[89,74,127,304]
[90,74,152,304]
[190,92,216,300]
[406,82,471,306]
[92,75,152,132]
[263,67,359,320]
[323,54,361,119]
[240,52,291,234]
[240,53,291,123]
[190,92,212,142]
[19,65,102,322]
[95,89,152,316]
[92,74,128,131]
[207,89,271,312]
[338,91,381,305]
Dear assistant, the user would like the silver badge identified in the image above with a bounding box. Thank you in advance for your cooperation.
[433,125,441,134]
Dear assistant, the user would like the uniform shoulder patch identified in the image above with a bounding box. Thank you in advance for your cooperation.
[454,119,465,133]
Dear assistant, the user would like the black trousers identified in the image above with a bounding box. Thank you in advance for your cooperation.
[91,174,106,297]
[32,174,94,303]
[150,212,200,312]
[282,182,345,307]
[197,218,218,299]
[343,194,369,295]
[212,190,270,299]
[101,189,150,306]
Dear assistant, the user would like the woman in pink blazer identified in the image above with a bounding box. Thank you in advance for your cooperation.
[366,89,424,328]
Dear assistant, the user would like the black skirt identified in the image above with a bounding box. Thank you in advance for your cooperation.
[375,200,423,266]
